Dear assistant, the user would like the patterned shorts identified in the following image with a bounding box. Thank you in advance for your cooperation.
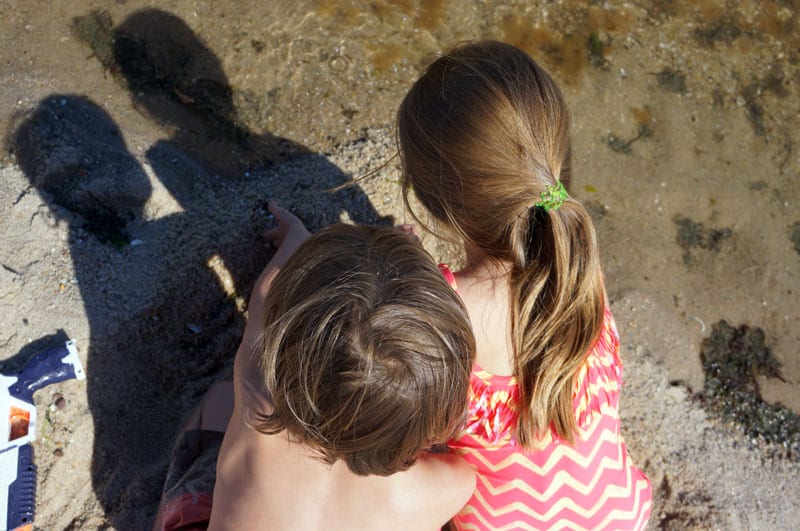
[159,429,224,530]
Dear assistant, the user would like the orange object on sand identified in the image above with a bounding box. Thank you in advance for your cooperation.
[8,406,30,441]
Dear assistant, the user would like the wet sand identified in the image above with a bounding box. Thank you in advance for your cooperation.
[1,1,798,528]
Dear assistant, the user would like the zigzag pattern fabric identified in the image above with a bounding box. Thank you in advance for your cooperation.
[448,307,652,530]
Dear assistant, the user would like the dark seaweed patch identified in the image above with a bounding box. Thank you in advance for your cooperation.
[656,483,722,530]
[250,40,266,53]
[711,86,725,107]
[658,509,722,530]
[587,32,608,68]
[791,221,800,255]
[604,134,633,154]
[737,68,789,137]
[584,200,609,222]
[645,0,682,22]
[603,124,653,155]
[70,10,117,73]
[741,84,767,136]
[700,321,800,459]
[654,68,687,93]
[760,71,789,98]
[673,215,731,263]
[693,18,742,46]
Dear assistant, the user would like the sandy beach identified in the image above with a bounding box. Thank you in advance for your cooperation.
[1,1,798,529]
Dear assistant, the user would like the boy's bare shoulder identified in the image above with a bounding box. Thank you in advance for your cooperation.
[390,452,476,525]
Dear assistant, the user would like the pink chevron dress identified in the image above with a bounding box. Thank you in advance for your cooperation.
[447,304,652,530]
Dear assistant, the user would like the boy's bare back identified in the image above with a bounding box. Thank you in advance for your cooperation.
[212,369,474,530]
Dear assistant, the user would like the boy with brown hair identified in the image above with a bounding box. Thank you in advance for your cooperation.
[154,202,476,530]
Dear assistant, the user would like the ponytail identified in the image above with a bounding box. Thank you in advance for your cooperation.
[510,198,605,446]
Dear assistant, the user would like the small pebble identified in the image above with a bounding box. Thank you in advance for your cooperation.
[52,393,66,411]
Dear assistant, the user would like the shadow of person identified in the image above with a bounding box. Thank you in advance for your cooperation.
[107,6,392,281]
[9,94,234,529]
[7,10,391,528]
[9,95,193,527]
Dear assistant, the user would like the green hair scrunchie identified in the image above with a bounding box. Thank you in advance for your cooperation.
[534,181,569,212]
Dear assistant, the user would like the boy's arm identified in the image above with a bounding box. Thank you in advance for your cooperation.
[233,202,310,411]
[242,201,310,340]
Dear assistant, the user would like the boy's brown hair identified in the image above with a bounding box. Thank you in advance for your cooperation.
[397,41,605,447]
[251,224,475,476]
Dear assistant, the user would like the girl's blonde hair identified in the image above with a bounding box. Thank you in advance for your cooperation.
[397,41,604,446]
[252,224,475,475]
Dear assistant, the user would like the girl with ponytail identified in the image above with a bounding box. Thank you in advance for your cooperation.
[398,41,652,530]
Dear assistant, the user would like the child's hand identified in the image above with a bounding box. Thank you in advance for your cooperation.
[246,201,310,319]
[263,200,311,256]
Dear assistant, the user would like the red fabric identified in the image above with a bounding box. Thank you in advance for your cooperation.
[161,492,213,531]
[438,263,458,289]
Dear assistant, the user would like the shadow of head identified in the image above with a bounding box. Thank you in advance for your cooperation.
[109,8,307,174]
[113,9,235,126]
[7,94,151,246]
